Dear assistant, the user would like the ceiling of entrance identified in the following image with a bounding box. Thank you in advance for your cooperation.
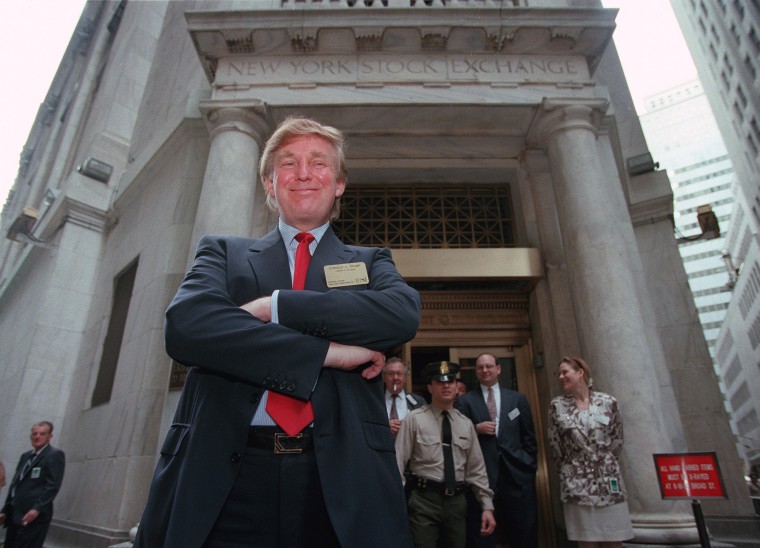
[267,103,532,185]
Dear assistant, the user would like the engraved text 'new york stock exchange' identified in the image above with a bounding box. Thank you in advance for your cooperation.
[217,54,588,86]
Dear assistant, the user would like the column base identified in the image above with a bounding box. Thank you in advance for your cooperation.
[630,512,700,544]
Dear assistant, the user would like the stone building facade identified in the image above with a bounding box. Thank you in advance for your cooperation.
[0,1,754,546]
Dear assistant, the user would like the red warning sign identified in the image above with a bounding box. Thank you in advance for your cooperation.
[653,452,726,499]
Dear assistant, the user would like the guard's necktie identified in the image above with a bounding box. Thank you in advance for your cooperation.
[390,394,399,421]
[441,411,456,493]
[487,387,497,421]
[266,232,316,436]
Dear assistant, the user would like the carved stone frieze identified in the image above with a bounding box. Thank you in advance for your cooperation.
[421,32,447,50]
[357,33,383,51]
[418,291,529,331]
[289,30,318,52]
[226,35,254,54]
[186,8,616,83]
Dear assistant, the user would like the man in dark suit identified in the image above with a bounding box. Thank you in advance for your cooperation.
[457,353,538,548]
[1,421,66,548]
[134,116,421,547]
[383,357,426,438]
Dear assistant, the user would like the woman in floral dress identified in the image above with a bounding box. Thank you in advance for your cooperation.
[548,356,634,547]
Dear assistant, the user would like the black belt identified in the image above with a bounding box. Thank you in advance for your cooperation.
[247,426,314,454]
[410,475,466,496]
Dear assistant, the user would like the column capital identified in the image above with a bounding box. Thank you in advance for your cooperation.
[199,104,271,143]
[526,97,609,149]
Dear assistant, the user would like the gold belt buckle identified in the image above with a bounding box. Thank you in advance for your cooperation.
[274,432,303,454]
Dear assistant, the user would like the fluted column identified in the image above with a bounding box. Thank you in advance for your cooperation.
[191,106,270,247]
[527,99,699,544]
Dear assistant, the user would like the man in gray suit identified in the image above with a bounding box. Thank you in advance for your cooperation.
[1,421,66,548]
[135,116,421,547]
[383,357,426,438]
[457,352,538,548]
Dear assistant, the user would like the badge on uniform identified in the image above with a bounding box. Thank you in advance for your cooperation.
[609,477,620,493]
[508,408,520,421]
[31,467,41,479]
[324,262,369,288]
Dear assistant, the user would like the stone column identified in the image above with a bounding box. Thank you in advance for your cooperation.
[527,99,698,543]
[191,106,270,248]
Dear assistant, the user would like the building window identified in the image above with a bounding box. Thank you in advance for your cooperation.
[724,54,734,74]
[750,308,760,349]
[333,185,515,248]
[723,356,742,388]
[721,70,731,90]
[730,22,741,44]
[733,0,745,19]
[737,85,748,107]
[734,101,744,120]
[709,42,718,60]
[710,24,721,44]
[749,132,759,157]
[92,259,138,406]
[749,27,760,53]
[745,55,757,81]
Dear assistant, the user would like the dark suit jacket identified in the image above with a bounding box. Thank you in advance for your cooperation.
[406,393,426,410]
[2,445,65,525]
[388,391,426,417]
[457,387,537,491]
[135,228,421,548]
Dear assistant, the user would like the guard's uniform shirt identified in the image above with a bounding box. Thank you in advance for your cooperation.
[396,404,494,510]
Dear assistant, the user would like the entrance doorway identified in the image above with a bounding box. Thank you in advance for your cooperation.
[400,339,555,548]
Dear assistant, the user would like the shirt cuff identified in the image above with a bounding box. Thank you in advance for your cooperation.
[271,289,280,324]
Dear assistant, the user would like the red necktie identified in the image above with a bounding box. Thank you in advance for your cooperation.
[266,232,316,435]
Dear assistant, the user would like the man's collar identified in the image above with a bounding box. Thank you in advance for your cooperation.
[278,219,329,244]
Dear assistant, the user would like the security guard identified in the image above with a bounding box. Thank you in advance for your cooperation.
[395,361,496,548]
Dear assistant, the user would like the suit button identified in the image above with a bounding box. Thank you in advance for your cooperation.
[287,383,295,392]
[279,381,288,390]
[250,393,260,403]
[231,453,241,463]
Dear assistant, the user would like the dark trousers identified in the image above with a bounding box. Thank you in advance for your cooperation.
[3,508,52,548]
[203,446,340,548]
[407,488,467,548]
[466,462,537,548]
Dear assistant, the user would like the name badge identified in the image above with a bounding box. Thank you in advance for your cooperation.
[508,408,520,421]
[324,262,369,288]
[593,413,610,425]
[609,477,620,493]
[31,467,41,479]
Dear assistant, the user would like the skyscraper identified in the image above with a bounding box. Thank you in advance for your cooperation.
[670,0,760,476]
[640,80,735,364]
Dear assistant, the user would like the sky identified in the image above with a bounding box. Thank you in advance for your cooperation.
[0,0,698,208]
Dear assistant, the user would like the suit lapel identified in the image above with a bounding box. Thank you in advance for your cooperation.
[306,228,356,291]
[246,230,291,294]
[472,388,490,422]
[246,227,356,294]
